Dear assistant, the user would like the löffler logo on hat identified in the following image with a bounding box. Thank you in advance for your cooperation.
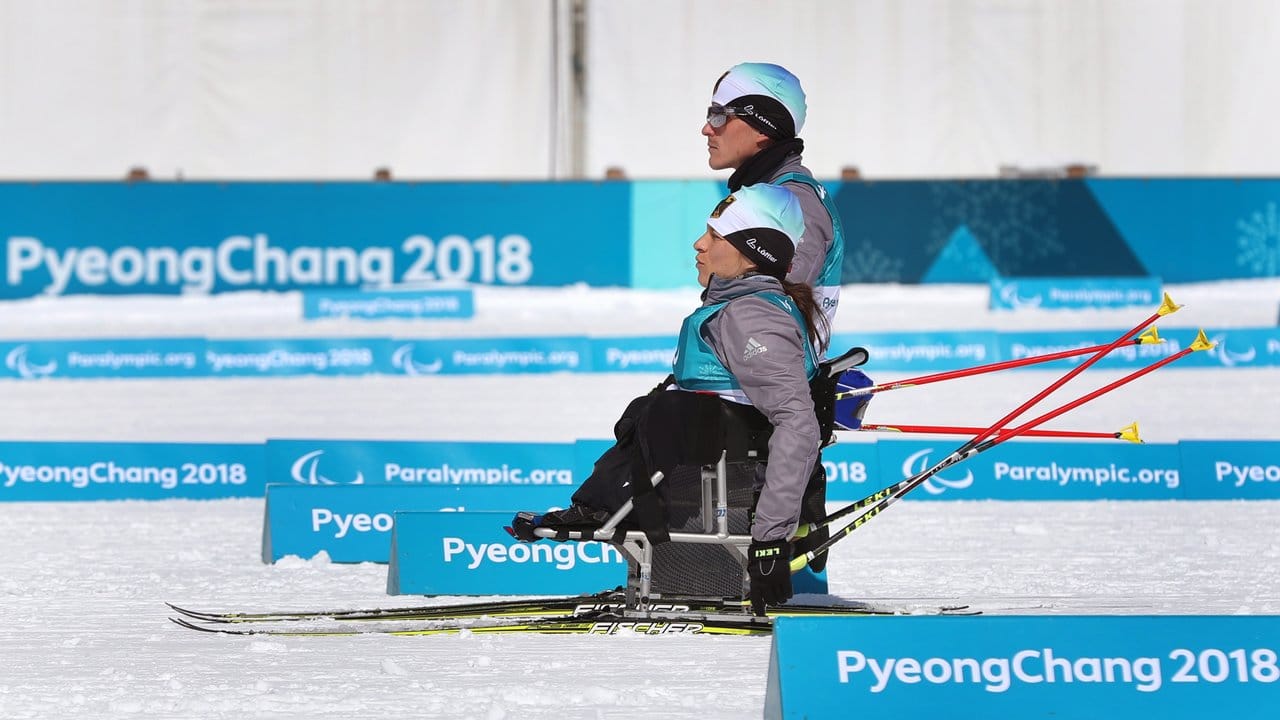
[745,237,778,264]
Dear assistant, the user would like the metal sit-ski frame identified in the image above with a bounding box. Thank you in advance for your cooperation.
[532,443,763,606]
[532,346,869,607]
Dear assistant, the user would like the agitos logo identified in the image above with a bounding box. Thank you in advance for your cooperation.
[902,448,974,495]
[996,282,1042,310]
[290,450,365,485]
[391,343,444,375]
[1208,333,1257,368]
[5,345,58,379]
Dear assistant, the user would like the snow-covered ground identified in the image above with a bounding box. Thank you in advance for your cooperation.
[2,281,1279,719]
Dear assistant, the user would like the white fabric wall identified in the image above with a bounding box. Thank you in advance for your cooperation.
[0,0,557,179]
[587,0,1280,179]
[0,0,1276,179]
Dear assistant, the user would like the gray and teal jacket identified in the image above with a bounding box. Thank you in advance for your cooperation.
[671,273,820,543]
[770,155,844,346]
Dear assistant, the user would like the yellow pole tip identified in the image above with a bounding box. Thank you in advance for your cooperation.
[1190,329,1215,352]
[1137,326,1162,344]
[1157,292,1182,316]
[1118,422,1142,444]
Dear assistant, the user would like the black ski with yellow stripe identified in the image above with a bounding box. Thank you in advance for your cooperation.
[168,591,972,627]
[174,608,768,637]
[166,589,627,625]
[169,601,979,637]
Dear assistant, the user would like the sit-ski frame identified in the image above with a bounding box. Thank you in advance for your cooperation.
[532,450,757,605]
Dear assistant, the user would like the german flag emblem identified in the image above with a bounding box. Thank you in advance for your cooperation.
[710,194,735,218]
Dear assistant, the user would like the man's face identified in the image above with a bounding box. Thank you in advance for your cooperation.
[702,115,770,170]
[693,226,753,287]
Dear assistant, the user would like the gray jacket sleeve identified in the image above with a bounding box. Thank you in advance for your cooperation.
[783,181,834,289]
[707,296,819,542]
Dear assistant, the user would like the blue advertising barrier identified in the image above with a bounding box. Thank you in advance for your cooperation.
[3,326,1278,379]
[302,288,474,320]
[1086,179,1280,283]
[0,182,630,297]
[873,440,1184,501]
[0,337,401,379]
[765,615,1280,720]
[1194,327,1280,369]
[381,336,589,375]
[206,338,391,376]
[1179,440,1280,500]
[3,437,1276,503]
[587,336,677,373]
[997,328,1176,371]
[387,510,627,596]
[996,326,1277,370]
[630,180,725,290]
[835,331,998,373]
[820,442,881,502]
[4,179,1278,297]
[827,178,1280,285]
[261,483,570,563]
[0,338,205,379]
[990,277,1163,311]
[0,441,264,501]
[265,439,579,488]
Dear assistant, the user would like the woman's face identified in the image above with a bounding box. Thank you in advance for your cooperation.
[694,226,754,287]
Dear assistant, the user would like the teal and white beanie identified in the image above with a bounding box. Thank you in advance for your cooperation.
[707,184,805,278]
[712,62,807,139]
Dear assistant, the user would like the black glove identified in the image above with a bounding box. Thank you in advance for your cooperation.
[748,539,793,615]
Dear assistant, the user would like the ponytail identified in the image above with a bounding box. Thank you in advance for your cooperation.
[780,278,829,355]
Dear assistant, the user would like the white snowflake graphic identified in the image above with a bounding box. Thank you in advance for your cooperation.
[845,241,905,282]
[1237,201,1280,276]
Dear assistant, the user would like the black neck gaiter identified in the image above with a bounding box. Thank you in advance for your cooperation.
[727,138,805,191]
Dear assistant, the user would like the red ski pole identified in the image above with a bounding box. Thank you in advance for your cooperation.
[858,422,1142,443]
[792,328,1212,571]
[835,326,1164,399]
[958,293,1180,452]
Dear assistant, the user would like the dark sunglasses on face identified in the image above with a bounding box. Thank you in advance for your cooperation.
[705,102,747,129]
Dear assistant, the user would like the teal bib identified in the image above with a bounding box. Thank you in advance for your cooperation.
[672,291,819,392]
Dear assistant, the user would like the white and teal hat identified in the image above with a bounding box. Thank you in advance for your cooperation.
[711,62,807,138]
[707,184,805,278]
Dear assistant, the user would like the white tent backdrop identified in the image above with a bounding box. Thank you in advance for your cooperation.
[585,0,1280,179]
[0,0,559,179]
[0,0,1277,179]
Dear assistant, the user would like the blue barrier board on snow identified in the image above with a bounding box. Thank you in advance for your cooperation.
[0,182,630,297]
[766,615,1280,720]
[873,440,1183,500]
[265,438,579,488]
[0,338,205,379]
[587,336,677,373]
[990,277,1162,311]
[2,326,1277,380]
[261,483,571,563]
[1178,440,1280,500]
[820,442,881,502]
[0,441,264,501]
[376,337,589,375]
[835,331,998,373]
[206,338,390,376]
[387,511,627,596]
[302,288,474,320]
[6,179,1280,298]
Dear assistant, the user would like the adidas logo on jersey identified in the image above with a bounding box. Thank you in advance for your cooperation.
[743,337,768,360]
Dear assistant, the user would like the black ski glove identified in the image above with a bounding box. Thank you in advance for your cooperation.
[748,539,793,615]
